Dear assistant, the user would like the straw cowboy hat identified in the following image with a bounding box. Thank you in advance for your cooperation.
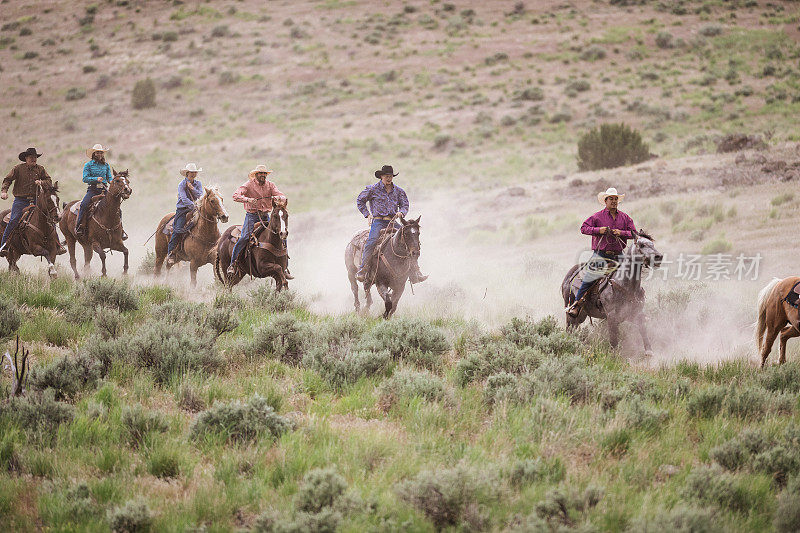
[180,163,203,177]
[248,164,273,179]
[597,187,625,205]
[18,147,42,161]
[86,143,110,158]
[374,165,398,179]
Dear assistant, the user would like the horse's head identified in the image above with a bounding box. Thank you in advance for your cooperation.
[399,215,421,258]
[200,186,229,223]
[632,229,662,268]
[35,179,60,221]
[110,169,132,199]
[271,204,289,241]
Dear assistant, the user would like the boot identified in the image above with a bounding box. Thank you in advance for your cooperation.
[355,264,368,282]
[226,261,237,276]
[284,268,294,280]
[565,298,584,317]
[409,262,428,283]
[121,230,128,241]
[165,251,179,268]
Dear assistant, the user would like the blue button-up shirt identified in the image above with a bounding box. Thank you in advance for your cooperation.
[356,181,409,218]
[82,160,112,185]
[176,178,204,209]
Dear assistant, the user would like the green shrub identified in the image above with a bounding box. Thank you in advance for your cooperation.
[722,385,771,419]
[108,500,152,533]
[77,278,138,311]
[760,363,800,393]
[535,486,603,527]
[81,335,127,374]
[626,505,720,533]
[65,87,86,101]
[0,430,20,473]
[131,78,156,110]
[250,284,305,313]
[456,339,543,386]
[190,394,291,443]
[248,313,310,365]
[752,445,800,485]
[0,390,75,435]
[303,347,391,390]
[509,457,565,487]
[378,368,446,410]
[601,427,631,456]
[396,465,497,530]
[619,397,669,432]
[501,316,581,355]
[565,79,591,93]
[655,32,674,49]
[146,445,182,479]
[531,356,594,403]
[687,385,725,418]
[204,307,238,338]
[710,429,771,471]
[296,467,348,514]
[775,491,800,533]
[360,317,449,363]
[484,371,519,404]
[580,45,606,61]
[0,298,21,338]
[577,123,651,171]
[683,466,754,513]
[121,405,169,446]
[28,353,103,401]
[513,87,544,101]
[95,307,122,340]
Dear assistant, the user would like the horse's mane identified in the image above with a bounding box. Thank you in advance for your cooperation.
[637,229,654,241]
[197,184,221,206]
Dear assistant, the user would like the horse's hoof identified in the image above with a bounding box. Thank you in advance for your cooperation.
[644,350,654,358]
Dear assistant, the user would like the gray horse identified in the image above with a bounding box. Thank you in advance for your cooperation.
[560,231,662,354]
[345,216,422,319]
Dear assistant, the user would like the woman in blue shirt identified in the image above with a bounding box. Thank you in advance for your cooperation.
[76,143,113,238]
[166,163,204,266]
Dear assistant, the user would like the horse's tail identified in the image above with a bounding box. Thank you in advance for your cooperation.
[214,247,226,285]
[756,277,781,351]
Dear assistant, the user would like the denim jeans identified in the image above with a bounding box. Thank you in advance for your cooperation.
[359,218,399,271]
[573,250,621,302]
[1,197,33,247]
[230,212,269,266]
[167,206,193,255]
[77,185,104,229]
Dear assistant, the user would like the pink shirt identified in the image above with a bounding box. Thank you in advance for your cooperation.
[232,178,285,214]
[580,208,636,252]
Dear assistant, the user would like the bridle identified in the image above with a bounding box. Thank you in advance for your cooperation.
[389,223,419,259]
[34,182,60,225]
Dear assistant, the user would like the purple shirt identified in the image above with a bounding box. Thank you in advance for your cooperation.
[176,178,203,209]
[356,181,409,218]
[581,208,636,252]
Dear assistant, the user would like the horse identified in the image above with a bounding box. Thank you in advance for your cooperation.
[0,180,62,278]
[214,201,289,290]
[153,186,229,286]
[344,215,422,319]
[59,170,132,279]
[560,231,662,354]
[755,276,800,367]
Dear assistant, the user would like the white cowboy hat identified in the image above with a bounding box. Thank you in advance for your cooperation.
[180,163,203,177]
[597,187,625,205]
[86,143,110,158]
[248,164,273,179]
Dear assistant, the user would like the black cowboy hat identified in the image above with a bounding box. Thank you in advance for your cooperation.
[18,147,42,162]
[374,165,398,179]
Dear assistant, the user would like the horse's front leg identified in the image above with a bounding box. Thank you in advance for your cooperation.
[120,244,129,275]
[82,241,94,273]
[387,282,405,318]
[779,325,799,364]
[376,283,392,319]
[92,243,107,277]
[363,283,373,311]
[607,313,620,349]
[636,311,653,357]
[6,249,20,273]
[348,269,360,313]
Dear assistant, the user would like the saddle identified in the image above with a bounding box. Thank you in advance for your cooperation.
[70,195,105,232]
[785,281,800,309]
[2,205,35,225]
[162,209,199,236]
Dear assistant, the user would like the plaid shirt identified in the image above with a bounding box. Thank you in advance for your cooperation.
[356,181,409,218]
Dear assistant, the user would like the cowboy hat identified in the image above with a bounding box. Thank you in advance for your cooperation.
[374,165,399,179]
[597,187,625,205]
[86,143,110,158]
[248,164,273,179]
[180,162,203,177]
[18,147,42,161]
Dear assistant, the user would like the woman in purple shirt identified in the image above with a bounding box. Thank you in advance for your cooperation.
[567,187,637,317]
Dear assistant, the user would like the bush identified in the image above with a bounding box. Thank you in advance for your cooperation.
[81,335,127,375]
[580,45,606,61]
[501,316,581,355]
[190,394,291,443]
[484,372,519,405]
[565,79,591,93]
[0,390,75,435]
[77,278,138,311]
[752,445,800,485]
[121,405,169,446]
[378,368,446,410]
[360,317,449,364]
[535,486,603,527]
[601,427,631,456]
[396,465,497,530]
[456,339,543,386]
[131,78,156,110]
[248,313,310,365]
[710,429,771,471]
[204,307,239,338]
[65,87,86,101]
[722,385,770,419]
[108,500,152,533]
[655,32,674,49]
[760,363,800,393]
[509,457,565,487]
[296,467,348,514]
[686,385,725,418]
[626,505,720,533]
[683,466,753,513]
[775,491,800,533]
[250,284,305,313]
[0,298,21,338]
[146,445,182,479]
[619,397,669,432]
[531,356,594,403]
[211,25,229,38]
[513,87,544,101]
[28,353,103,401]
[95,307,122,340]
[303,347,391,390]
[577,123,651,171]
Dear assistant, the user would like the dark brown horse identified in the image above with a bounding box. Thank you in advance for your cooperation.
[153,186,229,286]
[59,170,132,279]
[0,180,62,278]
[214,201,289,290]
[345,216,422,319]
[755,277,800,367]
[560,231,662,354]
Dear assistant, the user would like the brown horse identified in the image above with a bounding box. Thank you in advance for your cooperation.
[59,170,132,279]
[755,277,800,367]
[0,180,62,278]
[214,201,289,290]
[344,216,422,319]
[153,186,229,286]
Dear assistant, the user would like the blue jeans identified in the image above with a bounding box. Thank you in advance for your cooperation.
[1,197,33,247]
[359,218,398,271]
[574,250,621,302]
[167,207,193,255]
[230,212,268,266]
[77,185,104,230]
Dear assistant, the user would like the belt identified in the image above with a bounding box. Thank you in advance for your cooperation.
[373,216,393,221]
[596,250,621,257]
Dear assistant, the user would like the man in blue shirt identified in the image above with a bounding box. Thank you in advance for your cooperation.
[77,143,118,238]
[355,165,427,284]
[166,163,204,267]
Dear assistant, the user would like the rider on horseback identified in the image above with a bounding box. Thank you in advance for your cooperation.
[76,144,126,240]
[355,165,427,284]
[566,187,637,317]
[0,147,61,256]
[166,163,204,267]
[226,164,293,279]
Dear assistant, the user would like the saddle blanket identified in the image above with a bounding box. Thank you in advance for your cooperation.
[785,281,800,309]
